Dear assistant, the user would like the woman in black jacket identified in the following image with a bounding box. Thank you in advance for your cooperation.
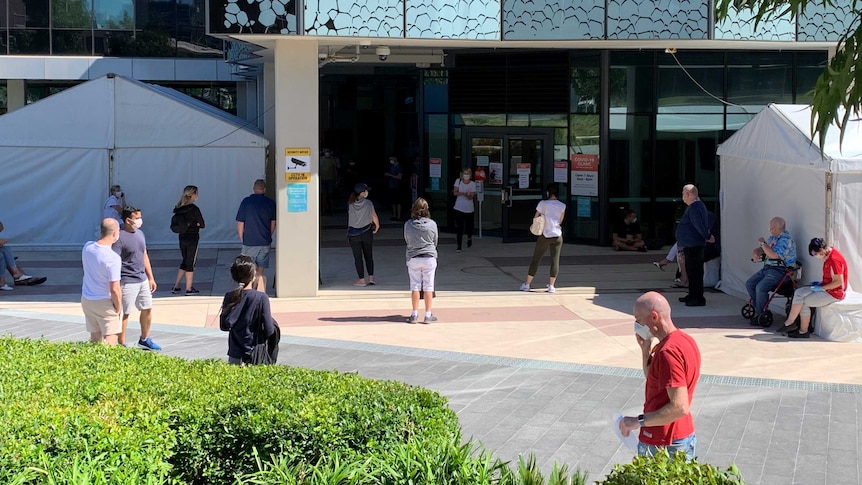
[219,255,279,364]
[171,185,205,295]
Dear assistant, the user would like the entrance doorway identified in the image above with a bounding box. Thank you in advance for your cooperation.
[462,127,556,242]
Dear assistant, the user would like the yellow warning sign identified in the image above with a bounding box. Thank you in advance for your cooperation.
[285,147,312,183]
[285,172,311,182]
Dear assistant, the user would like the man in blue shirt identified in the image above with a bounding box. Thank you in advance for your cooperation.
[675,184,714,307]
[745,217,797,326]
[236,179,276,291]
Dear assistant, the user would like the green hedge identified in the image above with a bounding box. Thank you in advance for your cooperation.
[0,338,459,484]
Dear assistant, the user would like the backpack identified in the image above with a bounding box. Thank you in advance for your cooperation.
[170,212,190,234]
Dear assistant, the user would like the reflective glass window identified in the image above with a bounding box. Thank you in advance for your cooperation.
[657,52,723,113]
[503,0,603,40]
[12,0,50,27]
[52,0,93,28]
[795,51,827,104]
[136,0,176,36]
[26,82,76,103]
[304,0,403,37]
[1,0,7,27]
[94,0,133,29]
[610,51,654,113]
[607,0,707,39]
[608,114,650,199]
[406,0,500,40]
[727,52,793,113]
[9,28,48,53]
[798,1,854,41]
[423,69,448,113]
[177,0,221,57]
[52,29,92,54]
[714,7,794,40]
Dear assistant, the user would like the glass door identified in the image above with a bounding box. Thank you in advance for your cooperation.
[463,128,555,242]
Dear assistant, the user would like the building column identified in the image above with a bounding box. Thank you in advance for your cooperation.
[273,39,319,297]
[263,63,276,199]
[7,80,26,112]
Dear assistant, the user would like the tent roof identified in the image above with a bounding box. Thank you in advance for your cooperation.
[717,104,862,172]
[0,75,268,149]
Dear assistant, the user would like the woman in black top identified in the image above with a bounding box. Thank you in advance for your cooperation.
[219,255,278,364]
[171,185,205,295]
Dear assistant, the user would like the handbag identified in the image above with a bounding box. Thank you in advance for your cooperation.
[530,214,545,236]
[244,302,281,365]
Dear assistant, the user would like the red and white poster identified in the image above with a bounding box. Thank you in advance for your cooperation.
[474,166,486,182]
[553,161,568,183]
[570,154,599,196]
[429,157,442,178]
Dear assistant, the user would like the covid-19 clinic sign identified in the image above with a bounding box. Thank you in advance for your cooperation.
[570,154,598,196]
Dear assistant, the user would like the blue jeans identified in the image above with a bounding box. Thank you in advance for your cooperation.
[746,267,785,315]
[638,433,696,460]
[0,245,14,274]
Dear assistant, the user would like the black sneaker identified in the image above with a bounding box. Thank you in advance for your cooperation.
[467,238,473,248]
[185,287,200,295]
[171,287,181,294]
[777,322,800,334]
[788,330,810,339]
[638,246,648,252]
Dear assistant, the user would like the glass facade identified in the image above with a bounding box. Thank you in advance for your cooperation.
[211,0,849,41]
[417,49,827,243]
[0,0,221,55]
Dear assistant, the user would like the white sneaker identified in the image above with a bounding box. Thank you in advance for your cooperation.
[546,285,556,294]
[0,284,13,291]
[520,283,530,292]
[14,274,33,282]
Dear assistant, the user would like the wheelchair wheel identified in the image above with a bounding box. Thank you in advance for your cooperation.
[741,303,755,319]
[759,311,773,327]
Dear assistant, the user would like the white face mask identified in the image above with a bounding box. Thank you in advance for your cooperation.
[630,217,637,224]
[114,191,122,197]
[133,218,143,229]
[462,175,470,181]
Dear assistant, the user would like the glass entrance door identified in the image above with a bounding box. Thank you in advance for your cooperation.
[463,128,555,243]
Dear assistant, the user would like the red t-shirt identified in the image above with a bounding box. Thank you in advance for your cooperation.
[640,330,701,446]
[822,248,849,300]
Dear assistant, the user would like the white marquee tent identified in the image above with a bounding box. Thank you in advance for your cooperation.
[0,74,268,249]
[717,104,862,313]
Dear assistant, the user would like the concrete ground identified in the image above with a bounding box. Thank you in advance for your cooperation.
[2,214,861,484]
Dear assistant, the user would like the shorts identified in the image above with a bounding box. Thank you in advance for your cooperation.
[121,280,153,315]
[179,236,199,272]
[241,245,271,269]
[81,297,121,336]
[407,256,437,292]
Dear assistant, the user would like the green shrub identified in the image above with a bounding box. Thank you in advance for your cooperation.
[597,449,745,485]
[0,338,459,484]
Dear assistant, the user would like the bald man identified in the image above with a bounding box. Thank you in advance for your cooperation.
[81,218,122,346]
[620,292,702,460]
[675,184,713,306]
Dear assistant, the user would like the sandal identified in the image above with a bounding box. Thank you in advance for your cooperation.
[652,261,666,272]
[670,282,688,288]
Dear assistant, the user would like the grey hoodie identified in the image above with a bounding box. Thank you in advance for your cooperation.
[404,217,438,261]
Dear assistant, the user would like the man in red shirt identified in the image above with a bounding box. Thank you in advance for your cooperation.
[778,237,850,338]
[620,292,702,459]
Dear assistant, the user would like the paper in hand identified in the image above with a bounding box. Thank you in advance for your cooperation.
[613,415,639,450]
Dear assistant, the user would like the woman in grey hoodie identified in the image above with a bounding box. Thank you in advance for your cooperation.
[347,183,380,286]
[404,198,439,324]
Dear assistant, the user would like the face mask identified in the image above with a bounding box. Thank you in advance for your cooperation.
[631,218,637,224]
[133,218,143,229]
[389,160,396,165]
[462,175,470,181]
[114,191,122,197]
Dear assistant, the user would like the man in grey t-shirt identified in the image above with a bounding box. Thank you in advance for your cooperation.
[112,207,161,350]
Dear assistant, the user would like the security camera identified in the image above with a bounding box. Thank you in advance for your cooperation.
[318,53,327,61]
[376,46,390,61]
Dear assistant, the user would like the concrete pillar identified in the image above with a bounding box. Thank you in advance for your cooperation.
[273,39,319,297]
[7,80,26,112]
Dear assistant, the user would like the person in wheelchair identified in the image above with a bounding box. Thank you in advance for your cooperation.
[745,217,797,326]
[778,238,849,338]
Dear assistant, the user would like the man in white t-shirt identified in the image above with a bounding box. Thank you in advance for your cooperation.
[81,218,122,345]
[452,168,477,252]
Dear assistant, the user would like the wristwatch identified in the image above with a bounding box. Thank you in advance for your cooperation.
[637,414,646,426]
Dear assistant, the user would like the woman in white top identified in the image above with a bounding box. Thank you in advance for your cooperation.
[104,185,126,227]
[520,183,566,293]
[452,168,476,252]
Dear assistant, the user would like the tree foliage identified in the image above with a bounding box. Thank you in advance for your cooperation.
[715,0,862,150]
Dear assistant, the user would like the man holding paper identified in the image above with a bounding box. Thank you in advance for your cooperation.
[620,292,702,460]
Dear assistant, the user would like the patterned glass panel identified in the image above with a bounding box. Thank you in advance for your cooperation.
[798,1,854,41]
[714,6,794,40]
[502,0,603,40]
[213,0,297,34]
[607,0,708,39]
[304,0,403,36]
[406,0,500,39]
